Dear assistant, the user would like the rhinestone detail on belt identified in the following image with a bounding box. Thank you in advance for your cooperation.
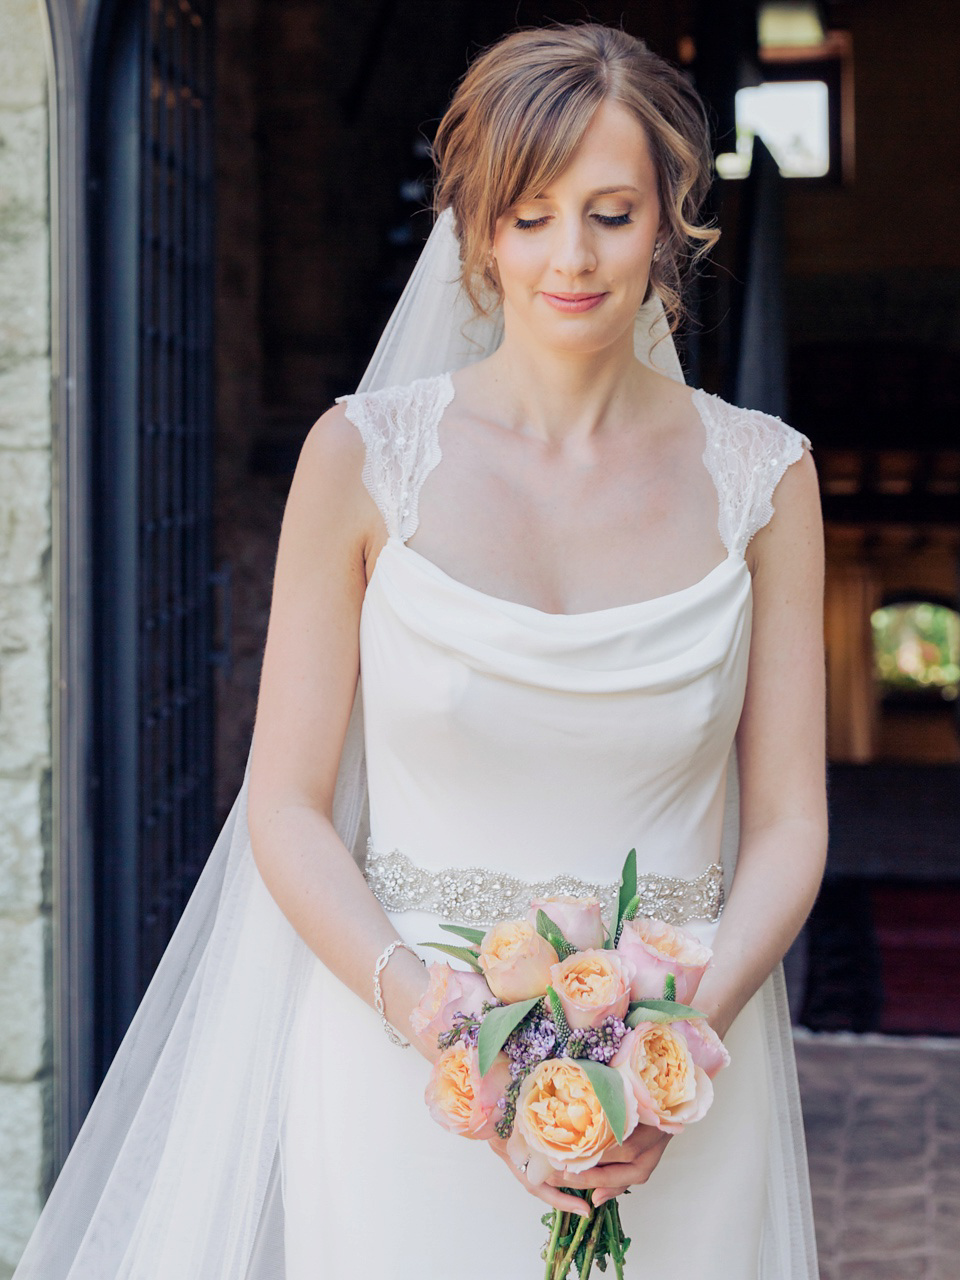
[363,839,724,928]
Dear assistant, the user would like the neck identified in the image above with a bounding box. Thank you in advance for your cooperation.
[479,316,664,446]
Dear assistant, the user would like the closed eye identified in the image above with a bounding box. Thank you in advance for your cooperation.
[513,212,634,230]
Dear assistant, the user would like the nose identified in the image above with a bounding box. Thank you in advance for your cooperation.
[550,216,597,280]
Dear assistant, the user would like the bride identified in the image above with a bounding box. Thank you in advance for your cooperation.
[13,21,826,1280]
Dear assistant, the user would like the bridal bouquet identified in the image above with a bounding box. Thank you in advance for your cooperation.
[413,850,730,1279]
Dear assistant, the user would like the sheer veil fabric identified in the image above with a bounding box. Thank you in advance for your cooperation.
[13,209,817,1278]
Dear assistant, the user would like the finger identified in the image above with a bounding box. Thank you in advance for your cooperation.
[598,1129,668,1164]
[532,1182,591,1218]
[490,1146,590,1218]
[547,1141,669,1191]
[545,1166,623,1189]
[593,1186,628,1208]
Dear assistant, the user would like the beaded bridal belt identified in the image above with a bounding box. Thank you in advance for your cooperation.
[363,839,724,928]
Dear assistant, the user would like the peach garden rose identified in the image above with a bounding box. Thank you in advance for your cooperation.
[548,949,635,1030]
[478,919,559,1003]
[425,1043,512,1141]
[610,1020,714,1134]
[506,1057,640,1185]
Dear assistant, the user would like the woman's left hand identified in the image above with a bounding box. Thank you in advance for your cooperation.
[542,1122,672,1207]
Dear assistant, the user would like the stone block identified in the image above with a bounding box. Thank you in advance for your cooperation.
[0,218,48,360]
[0,914,48,1078]
[849,1154,929,1193]
[836,1258,930,1280]
[837,1190,930,1255]
[0,1080,43,1274]
[0,580,47,652]
[0,107,47,219]
[0,648,49,772]
[0,775,43,913]
[0,450,50,585]
[0,357,50,449]
[0,0,47,110]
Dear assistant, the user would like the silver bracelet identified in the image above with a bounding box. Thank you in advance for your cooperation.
[373,939,424,1048]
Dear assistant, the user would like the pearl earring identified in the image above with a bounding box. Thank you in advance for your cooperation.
[652,240,664,264]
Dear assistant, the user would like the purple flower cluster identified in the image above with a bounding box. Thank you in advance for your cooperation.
[494,1014,558,1139]
[563,1015,628,1064]
[504,1013,558,1081]
[436,1011,481,1051]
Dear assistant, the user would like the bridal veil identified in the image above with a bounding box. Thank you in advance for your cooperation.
[12,208,815,1278]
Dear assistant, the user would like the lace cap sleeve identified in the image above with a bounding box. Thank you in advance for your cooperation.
[334,373,454,542]
[694,390,813,559]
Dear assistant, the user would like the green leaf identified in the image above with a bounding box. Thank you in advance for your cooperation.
[418,942,484,973]
[535,909,577,959]
[477,995,542,1075]
[438,923,486,947]
[617,850,637,929]
[663,973,676,1002]
[625,999,706,1027]
[577,1060,627,1145]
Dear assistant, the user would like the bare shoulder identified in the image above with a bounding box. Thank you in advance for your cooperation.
[280,401,378,562]
[751,430,822,587]
[295,400,368,494]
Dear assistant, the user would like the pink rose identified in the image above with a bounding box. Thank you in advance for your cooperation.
[425,1044,512,1141]
[478,920,559,1003]
[409,963,495,1053]
[526,895,606,951]
[616,916,712,1005]
[611,1021,714,1134]
[672,1018,731,1079]
[548,949,635,1030]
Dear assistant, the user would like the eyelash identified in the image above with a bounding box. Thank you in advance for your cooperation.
[512,213,634,230]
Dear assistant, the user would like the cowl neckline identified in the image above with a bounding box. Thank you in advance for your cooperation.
[379,536,743,622]
[361,537,752,693]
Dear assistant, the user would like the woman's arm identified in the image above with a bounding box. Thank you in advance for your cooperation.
[690,441,827,1040]
[246,404,432,1059]
[547,440,827,1204]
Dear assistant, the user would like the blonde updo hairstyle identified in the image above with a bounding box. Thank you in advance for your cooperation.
[431,23,719,335]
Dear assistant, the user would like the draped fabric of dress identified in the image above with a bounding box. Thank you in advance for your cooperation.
[280,371,820,1279]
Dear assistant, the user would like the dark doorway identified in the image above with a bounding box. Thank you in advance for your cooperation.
[89,0,217,1083]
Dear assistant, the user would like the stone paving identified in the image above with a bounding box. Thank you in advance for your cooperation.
[795,1030,960,1280]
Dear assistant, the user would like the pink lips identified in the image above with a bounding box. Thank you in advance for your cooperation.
[542,291,607,313]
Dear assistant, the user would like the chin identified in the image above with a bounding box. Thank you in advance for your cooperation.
[533,316,637,357]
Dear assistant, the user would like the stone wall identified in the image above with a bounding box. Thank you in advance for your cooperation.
[0,0,53,1274]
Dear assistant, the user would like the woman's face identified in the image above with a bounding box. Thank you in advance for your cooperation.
[491,98,663,356]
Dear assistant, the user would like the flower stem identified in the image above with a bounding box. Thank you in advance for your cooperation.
[553,1198,592,1279]
[544,1209,563,1280]
[604,1203,624,1279]
[578,1200,607,1278]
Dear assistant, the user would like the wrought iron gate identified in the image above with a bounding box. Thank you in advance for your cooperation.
[91,0,216,1081]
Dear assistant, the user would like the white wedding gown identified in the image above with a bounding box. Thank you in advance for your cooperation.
[279,371,820,1279]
